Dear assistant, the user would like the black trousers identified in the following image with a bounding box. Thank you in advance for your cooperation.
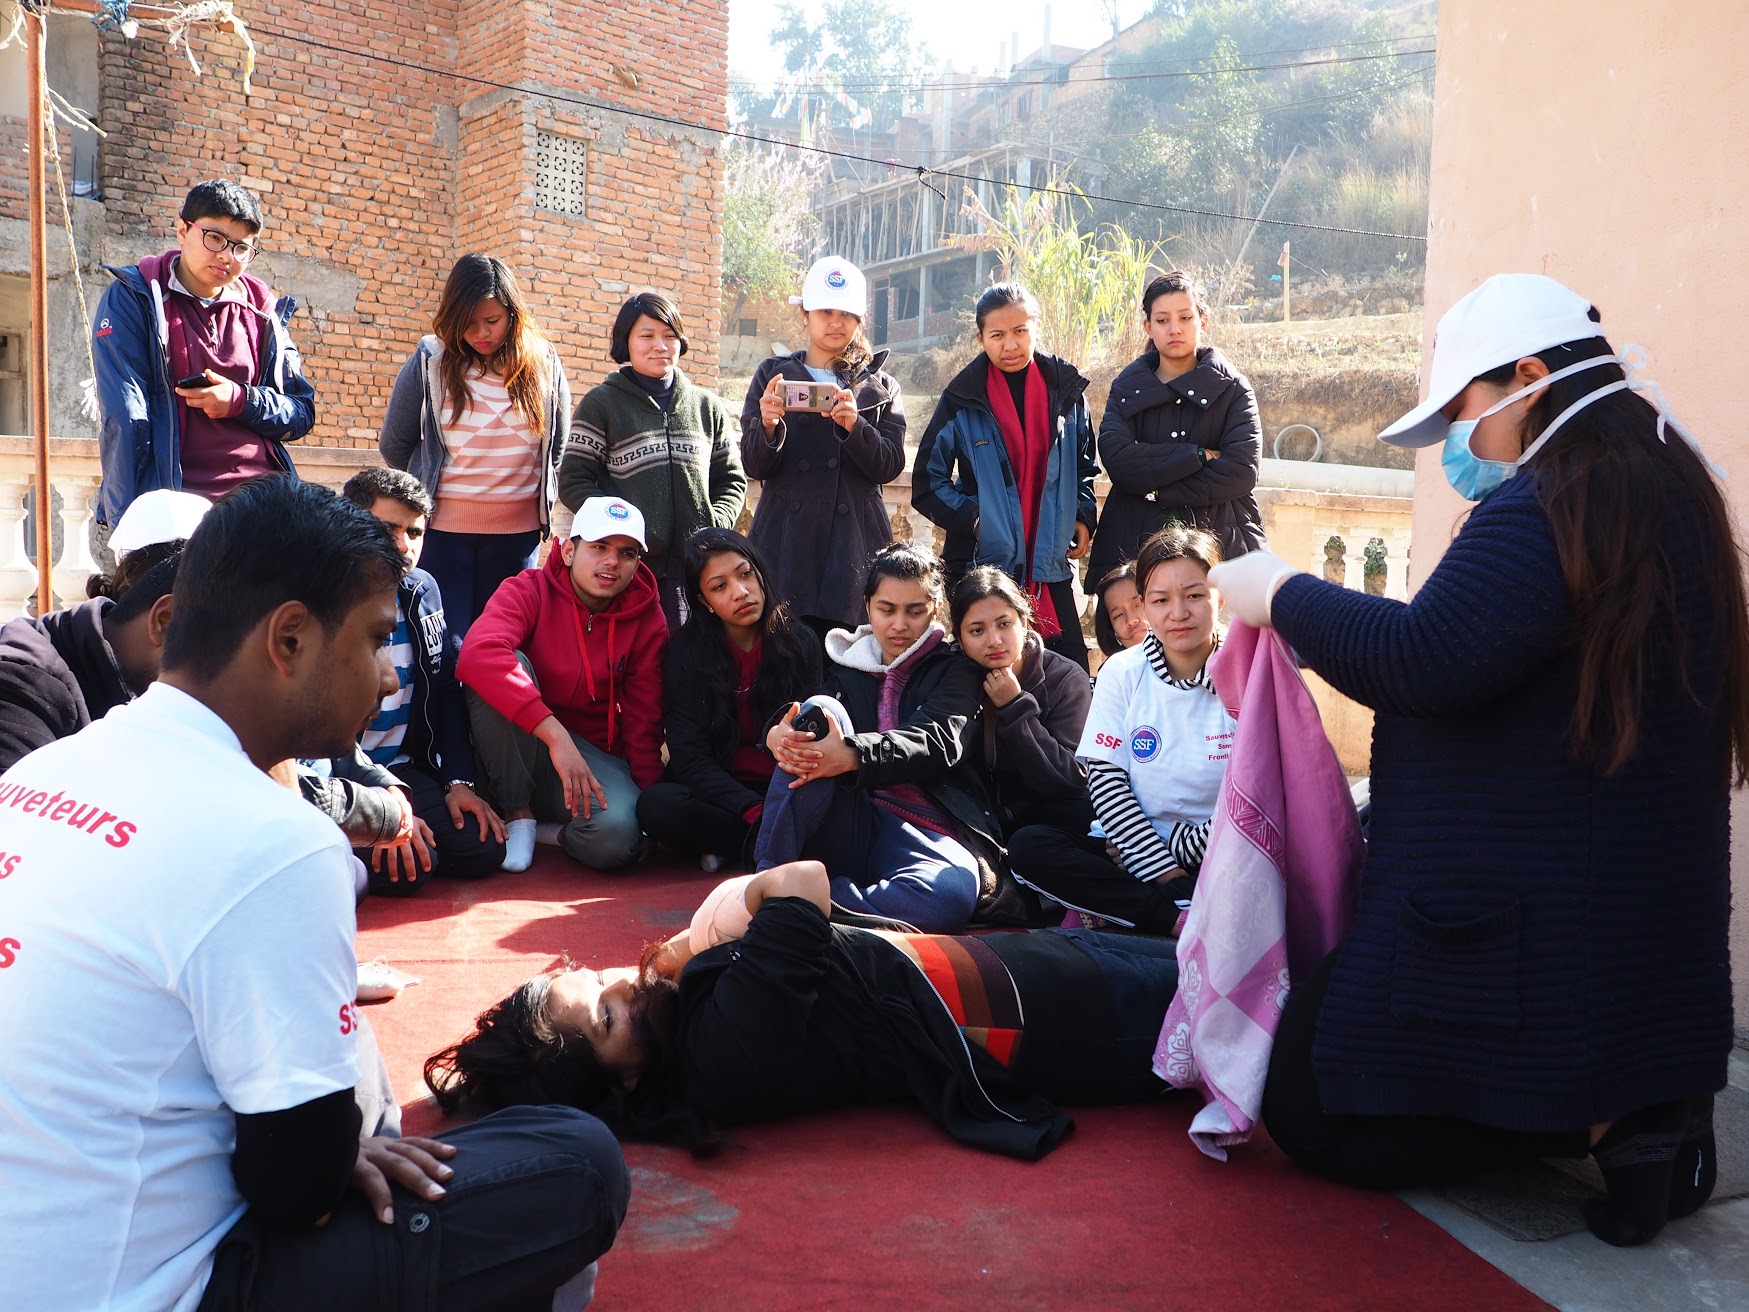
[1262,953,1589,1190]
[1007,824,1188,935]
[637,779,757,862]
[197,1105,629,1312]
[363,764,507,898]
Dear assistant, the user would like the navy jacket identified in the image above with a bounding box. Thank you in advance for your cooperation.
[91,255,313,525]
[1273,471,1734,1132]
[397,568,476,785]
[911,352,1098,582]
[0,599,133,773]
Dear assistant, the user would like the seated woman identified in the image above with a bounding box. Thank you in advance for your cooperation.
[1008,527,1235,934]
[759,543,999,934]
[951,566,1093,842]
[1091,560,1148,658]
[637,528,823,871]
[424,861,1179,1161]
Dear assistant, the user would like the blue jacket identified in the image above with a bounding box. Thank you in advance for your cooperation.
[398,567,476,785]
[90,253,314,525]
[911,352,1097,585]
[378,335,571,539]
[1273,471,1734,1133]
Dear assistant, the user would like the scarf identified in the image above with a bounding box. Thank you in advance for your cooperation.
[984,360,1060,637]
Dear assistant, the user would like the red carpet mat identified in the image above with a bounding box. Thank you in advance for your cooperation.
[357,853,1551,1312]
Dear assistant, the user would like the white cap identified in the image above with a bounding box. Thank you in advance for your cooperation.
[790,257,867,318]
[109,489,212,560]
[1380,274,1602,448]
[570,496,647,549]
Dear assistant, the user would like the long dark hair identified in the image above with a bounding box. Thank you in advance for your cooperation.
[863,540,947,608]
[667,528,821,761]
[432,253,551,434]
[1091,561,1138,657]
[423,944,713,1150]
[949,565,1034,637]
[1485,331,1749,780]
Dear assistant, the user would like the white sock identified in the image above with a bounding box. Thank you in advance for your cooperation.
[502,818,538,872]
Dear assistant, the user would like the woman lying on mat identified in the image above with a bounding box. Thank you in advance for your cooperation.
[1210,274,1745,1247]
[423,862,1178,1160]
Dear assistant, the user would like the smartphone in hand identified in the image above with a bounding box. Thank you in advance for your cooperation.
[791,704,832,741]
[175,372,216,390]
[782,380,838,413]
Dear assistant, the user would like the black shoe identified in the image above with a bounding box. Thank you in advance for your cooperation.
[1584,1099,1687,1247]
[1668,1095,1718,1221]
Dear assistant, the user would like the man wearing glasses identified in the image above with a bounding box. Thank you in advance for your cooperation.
[91,179,316,559]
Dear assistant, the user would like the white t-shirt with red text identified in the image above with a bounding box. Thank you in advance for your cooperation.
[0,683,359,1312]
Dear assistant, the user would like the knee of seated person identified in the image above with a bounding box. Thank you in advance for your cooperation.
[472,1105,631,1225]
[560,807,642,870]
[434,837,507,880]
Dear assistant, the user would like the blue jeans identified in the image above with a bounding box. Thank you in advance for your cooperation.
[420,527,541,638]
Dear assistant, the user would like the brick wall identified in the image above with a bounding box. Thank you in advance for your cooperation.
[58,0,727,450]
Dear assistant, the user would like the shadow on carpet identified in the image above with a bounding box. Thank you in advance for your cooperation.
[358,852,1554,1311]
[1431,1084,1749,1243]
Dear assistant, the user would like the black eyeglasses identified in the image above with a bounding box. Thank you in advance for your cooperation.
[194,226,259,262]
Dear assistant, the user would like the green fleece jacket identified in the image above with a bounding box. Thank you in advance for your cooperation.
[560,368,747,578]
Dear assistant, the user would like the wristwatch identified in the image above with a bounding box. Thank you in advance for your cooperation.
[445,778,474,791]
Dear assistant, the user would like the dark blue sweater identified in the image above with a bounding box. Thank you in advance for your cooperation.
[1273,472,1733,1132]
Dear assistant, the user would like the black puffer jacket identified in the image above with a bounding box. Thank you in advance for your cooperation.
[1089,345,1265,578]
[739,351,906,628]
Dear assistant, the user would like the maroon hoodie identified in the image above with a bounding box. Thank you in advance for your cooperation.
[140,251,279,498]
[457,546,667,788]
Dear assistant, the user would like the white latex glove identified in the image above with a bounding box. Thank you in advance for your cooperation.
[689,873,758,955]
[1208,550,1298,628]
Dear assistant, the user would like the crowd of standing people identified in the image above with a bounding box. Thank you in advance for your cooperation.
[0,179,1740,1311]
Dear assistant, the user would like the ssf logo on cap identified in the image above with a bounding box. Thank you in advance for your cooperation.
[571,496,648,550]
[791,256,867,319]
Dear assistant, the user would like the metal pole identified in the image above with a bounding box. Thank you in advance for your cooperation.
[26,8,53,616]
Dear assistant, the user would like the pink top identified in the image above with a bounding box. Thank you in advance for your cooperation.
[433,372,542,535]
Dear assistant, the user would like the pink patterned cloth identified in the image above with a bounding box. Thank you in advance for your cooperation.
[1152,621,1363,1160]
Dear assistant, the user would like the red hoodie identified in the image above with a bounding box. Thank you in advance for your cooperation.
[458,548,667,788]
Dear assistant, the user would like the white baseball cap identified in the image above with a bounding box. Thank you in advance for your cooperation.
[570,496,647,549]
[790,257,867,318]
[1380,274,1602,448]
[109,489,212,560]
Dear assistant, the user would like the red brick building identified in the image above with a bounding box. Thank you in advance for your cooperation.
[0,2,729,451]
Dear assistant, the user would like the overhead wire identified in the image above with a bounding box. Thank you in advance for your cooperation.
[241,21,1429,243]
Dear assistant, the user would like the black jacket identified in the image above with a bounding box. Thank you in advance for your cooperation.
[296,746,406,846]
[738,351,906,628]
[398,567,475,785]
[978,632,1092,835]
[1089,345,1266,578]
[0,599,134,773]
[661,622,824,819]
[679,897,1074,1159]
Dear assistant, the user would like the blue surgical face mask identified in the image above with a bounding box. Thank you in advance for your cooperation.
[1439,355,1633,501]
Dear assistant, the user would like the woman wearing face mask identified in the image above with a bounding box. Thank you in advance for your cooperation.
[561,291,748,628]
[380,253,571,635]
[912,283,1100,672]
[1089,270,1265,583]
[1092,561,1149,658]
[951,567,1093,843]
[1210,274,1747,1247]
[741,258,907,641]
[1008,527,1234,934]
[757,543,1002,934]
[636,529,823,871]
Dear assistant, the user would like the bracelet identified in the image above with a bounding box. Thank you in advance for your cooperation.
[445,778,473,791]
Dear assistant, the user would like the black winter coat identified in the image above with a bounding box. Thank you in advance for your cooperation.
[0,599,133,773]
[739,351,906,628]
[1089,345,1265,579]
[661,622,824,820]
[977,632,1092,836]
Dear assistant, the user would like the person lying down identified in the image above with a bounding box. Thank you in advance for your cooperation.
[426,862,1179,1160]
